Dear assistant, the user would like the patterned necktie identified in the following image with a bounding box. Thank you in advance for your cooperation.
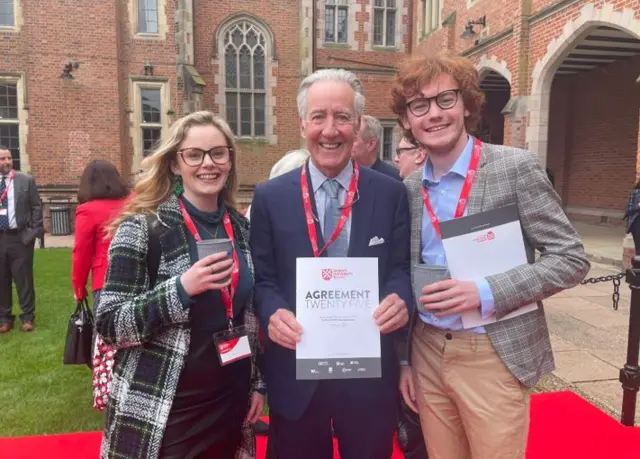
[0,176,8,230]
[322,179,348,257]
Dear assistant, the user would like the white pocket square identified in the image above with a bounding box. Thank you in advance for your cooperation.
[368,236,385,246]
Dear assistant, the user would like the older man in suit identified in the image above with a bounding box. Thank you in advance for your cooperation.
[0,146,43,333]
[250,68,412,459]
[390,55,589,459]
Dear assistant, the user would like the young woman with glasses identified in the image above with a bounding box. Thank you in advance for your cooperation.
[96,111,265,459]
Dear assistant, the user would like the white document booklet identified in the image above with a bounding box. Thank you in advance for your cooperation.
[439,204,537,329]
[295,257,381,380]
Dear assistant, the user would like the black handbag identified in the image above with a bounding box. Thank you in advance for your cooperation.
[63,298,95,368]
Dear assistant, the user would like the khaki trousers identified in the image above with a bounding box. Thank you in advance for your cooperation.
[411,322,529,459]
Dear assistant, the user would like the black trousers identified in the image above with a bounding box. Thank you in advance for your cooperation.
[266,380,397,459]
[0,231,35,324]
[397,399,428,459]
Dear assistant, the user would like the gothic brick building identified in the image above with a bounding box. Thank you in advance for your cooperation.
[0,0,412,229]
[413,0,640,228]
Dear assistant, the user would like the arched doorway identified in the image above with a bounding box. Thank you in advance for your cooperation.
[528,6,640,224]
[478,70,511,145]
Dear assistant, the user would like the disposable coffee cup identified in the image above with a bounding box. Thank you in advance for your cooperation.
[196,239,233,283]
[413,264,450,314]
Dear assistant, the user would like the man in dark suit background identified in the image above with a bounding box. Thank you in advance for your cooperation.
[250,69,412,459]
[0,146,43,333]
[352,115,401,180]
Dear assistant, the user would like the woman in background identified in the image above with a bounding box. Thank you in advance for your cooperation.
[72,160,130,304]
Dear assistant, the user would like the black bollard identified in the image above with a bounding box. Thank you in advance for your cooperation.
[620,256,640,426]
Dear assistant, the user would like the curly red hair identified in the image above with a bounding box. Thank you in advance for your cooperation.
[390,54,486,143]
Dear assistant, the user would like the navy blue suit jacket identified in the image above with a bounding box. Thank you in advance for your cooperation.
[250,164,412,421]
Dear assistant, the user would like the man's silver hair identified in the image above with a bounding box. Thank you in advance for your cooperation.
[296,69,365,120]
[269,149,310,179]
[360,115,382,143]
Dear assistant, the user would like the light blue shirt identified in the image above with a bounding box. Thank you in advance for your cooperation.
[307,160,353,244]
[419,136,495,333]
[0,173,17,229]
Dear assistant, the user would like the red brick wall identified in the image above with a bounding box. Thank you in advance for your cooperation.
[0,0,180,187]
[560,58,640,211]
[193,2,303,187]
[547,76,570,200]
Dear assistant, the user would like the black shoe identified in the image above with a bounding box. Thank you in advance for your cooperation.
[252,419,269,436]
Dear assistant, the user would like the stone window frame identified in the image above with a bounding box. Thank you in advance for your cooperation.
[379,120,398,161]
[317,0,357,49]
[419,0,441,38]
[128,0,167,40]
[366,0,407,52]
[0,0,23,32]
[129,79,170,173]
[324,0,349,44]
[372,0,397,48]
[214,14,278,145]
[0,73,28,172]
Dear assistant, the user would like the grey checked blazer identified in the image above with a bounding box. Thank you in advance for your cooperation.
[402,142,590,387]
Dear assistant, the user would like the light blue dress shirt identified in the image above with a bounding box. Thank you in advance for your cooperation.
[307,160,353,244]
[419,136,495,333]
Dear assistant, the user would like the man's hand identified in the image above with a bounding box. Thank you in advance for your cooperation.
[399,365,418,413]
[420,279,480,318]
[268,308,303,350]
[373,293,408,334]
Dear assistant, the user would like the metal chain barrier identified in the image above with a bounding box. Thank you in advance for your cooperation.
[580,272,626,310]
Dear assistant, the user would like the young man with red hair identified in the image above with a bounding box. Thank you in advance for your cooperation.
[391,55,589,459]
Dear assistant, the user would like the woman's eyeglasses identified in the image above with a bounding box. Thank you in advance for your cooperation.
[178,146,233,167]
[406,89,461,117]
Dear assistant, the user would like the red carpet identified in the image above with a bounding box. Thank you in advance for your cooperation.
[1,391,639,458]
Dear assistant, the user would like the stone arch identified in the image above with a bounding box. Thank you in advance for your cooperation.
[527,2,640,166]
[476,54,513,87]
[213,13,277,60]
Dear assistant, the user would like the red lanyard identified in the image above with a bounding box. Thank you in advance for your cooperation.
[421,138,482,238]
[178,198,240,324]
[300,161,359,257]
[0,170,14,204]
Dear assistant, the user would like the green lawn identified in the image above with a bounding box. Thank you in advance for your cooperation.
[0,248,104,437]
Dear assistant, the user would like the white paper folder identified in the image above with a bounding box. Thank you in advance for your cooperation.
[439,204,537,329]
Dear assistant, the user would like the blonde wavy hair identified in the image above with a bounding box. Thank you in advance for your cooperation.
[109,111,239,235]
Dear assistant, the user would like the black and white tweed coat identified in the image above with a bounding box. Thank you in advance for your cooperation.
[95,194,265,459]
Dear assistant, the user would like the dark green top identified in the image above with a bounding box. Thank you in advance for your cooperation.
[178,196,252,331]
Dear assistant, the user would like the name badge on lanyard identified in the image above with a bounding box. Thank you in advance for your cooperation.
[177,198,252,366]
[0,170,14,216]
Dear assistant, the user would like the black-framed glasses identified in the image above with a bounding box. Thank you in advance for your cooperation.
[395,146,418,157]
[178,146,233,167]
[406,89,460,117]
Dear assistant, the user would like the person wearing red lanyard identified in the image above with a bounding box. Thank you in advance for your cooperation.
[95,111,265,459]
[390,55,590,459]
[0,146,43,334]
[250,69,413,459]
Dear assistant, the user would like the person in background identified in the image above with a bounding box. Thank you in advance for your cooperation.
[96,111,264,459]
[394,137,427,180]
[0,146,43,333]
[351,115,401,180]
[72,160,131,306]
[245,149,310,222]
[624,179,640,256]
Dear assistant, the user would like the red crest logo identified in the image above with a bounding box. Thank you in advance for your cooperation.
[487,231,495,240]
[321,269,333,281]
